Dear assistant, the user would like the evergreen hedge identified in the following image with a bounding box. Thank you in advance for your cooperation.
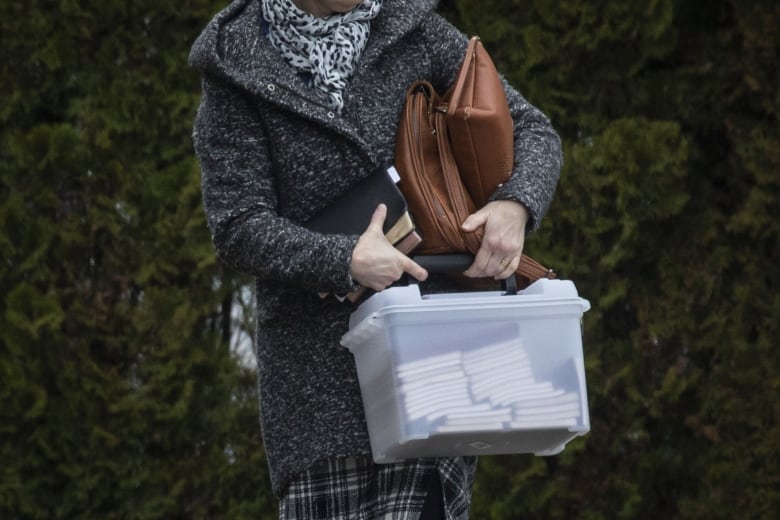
[1,0,777,518]
[451,0,779,518]
[1,1,272,517]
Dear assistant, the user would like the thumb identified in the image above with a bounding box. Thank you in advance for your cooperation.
[461,207,488,232]
[367,203,388,233]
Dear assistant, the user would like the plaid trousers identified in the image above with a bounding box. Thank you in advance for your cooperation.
[279,455,477,520]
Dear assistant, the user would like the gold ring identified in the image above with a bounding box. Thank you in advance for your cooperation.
[499,257,510,267]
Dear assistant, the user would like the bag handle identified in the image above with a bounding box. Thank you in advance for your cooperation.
[515,254,556,283]
[410,254,555,294]
[433,108,483,253]
[410,254,518,295]
[445,36,480,116]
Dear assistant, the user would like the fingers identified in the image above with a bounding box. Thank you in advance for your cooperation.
[463,253,500,278]
[368,203,388,233]
[494,255,520,280]
[351,205,429,291]
[358,255,427,292]
[464,244,524,279]
[403,257,428,283]
[463,248,491,278]
[461,206,489,232]
[462,201,528,279]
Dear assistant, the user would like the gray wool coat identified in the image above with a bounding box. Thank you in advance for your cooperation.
[189,0,562,496]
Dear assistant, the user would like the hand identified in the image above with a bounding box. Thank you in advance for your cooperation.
[350,204,428,291]
[461,200,529,280]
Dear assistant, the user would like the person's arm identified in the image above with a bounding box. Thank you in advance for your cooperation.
[490,80,562,233]
[465,82,562,279]
[192,75,359,294]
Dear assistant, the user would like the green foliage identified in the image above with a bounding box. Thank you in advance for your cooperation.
[1,0,275,518]
[2,0,777,518]
[450,0,780,518]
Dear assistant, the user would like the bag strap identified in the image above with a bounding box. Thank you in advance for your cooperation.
[404,83,470,251]
[445,36,479,116]
[433,108,483,253]
[517,254,556,282]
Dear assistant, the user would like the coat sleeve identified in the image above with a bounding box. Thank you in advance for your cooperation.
[492,78,563,233]
[420,14,563,232]
[192,74,360,293]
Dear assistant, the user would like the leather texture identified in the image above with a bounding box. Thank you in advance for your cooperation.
[445,36,515,208]
[395,36,555,288]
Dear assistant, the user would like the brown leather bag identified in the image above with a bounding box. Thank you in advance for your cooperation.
[446,36,515,208]
[394,36,555,288]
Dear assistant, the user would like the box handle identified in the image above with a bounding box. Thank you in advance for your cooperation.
[409,254,518,295]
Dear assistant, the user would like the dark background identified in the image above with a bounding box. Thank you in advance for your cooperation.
[1,0,777,518]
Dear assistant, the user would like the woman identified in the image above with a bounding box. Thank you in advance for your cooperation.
[190,0,562,518]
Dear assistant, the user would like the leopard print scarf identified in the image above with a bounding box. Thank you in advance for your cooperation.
[261,0,383,112]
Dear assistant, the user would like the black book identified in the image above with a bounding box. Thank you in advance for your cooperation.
[304,165,408,237]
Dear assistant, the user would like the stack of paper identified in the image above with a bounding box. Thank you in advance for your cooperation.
[395,339,581,432]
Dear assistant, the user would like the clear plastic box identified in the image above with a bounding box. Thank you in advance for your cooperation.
[341,278,591,463]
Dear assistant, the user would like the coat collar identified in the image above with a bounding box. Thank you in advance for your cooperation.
[189,0,438,159]
[190,0,437,102]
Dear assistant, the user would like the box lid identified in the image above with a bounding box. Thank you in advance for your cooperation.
[347,278,590,332]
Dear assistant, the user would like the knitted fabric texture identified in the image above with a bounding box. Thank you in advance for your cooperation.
[189,0,562,496]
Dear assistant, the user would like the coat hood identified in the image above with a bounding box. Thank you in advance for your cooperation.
[189,0,438,93]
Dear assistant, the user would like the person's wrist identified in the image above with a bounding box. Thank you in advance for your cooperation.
[509,200,530,234]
